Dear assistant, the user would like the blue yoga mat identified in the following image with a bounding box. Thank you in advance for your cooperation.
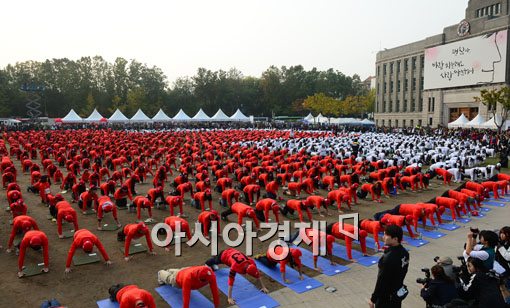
[483,201,506,207]
[438,223,460,231]
[402,235,429,247]
[493,197,510,202]
[291,246,350,276]
[254,260,323,293]
[442,214,471,223]
[471,211,486,219]
[215,268,279,308]
[97,299,119,308]
[416,227,446,239]
[331,243,379,266]
[480,207,491,212]
[155,285,214,308]
[363,236,384,251]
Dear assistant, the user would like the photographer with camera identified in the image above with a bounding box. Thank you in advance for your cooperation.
[419,265,458,308]
[457,257,506,307]
[463,228,498,271]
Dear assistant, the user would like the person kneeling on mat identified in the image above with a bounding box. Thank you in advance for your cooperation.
[108,284,156,308]
[255,245,303,284]
[205,248,268,305]
[157,265,220,308]
[65,229,111,274]
[18,230,49,278]
[117,222,156,261]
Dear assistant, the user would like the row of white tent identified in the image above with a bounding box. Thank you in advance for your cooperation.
[303,113,375,125]
[59,108,251,123]
[447,113,510,129]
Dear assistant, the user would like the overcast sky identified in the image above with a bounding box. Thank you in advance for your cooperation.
[1,0,468,85]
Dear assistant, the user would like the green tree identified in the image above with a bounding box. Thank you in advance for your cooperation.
[303,93,340,120]
[475,86,510,133]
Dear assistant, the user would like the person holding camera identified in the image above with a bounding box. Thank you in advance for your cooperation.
[420,265,458,307]
[463,229,498,271]
[368,225,409,308]
[457,257,506,307]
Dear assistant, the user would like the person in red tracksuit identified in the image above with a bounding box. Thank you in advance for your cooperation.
[243,184,261,205]
[157,265,220,308]
[465,181,487,201]
[326,222,368,260]
[265,180,279,199]
[7,189,22,205]
[132,196,154,221]
[281,199,313,222]
[162,216,192,250]
[288,228,336,272]
[434,196,462,221]
[114,185,132,209]
[18,230,49,277]
[360,219,384,251]
[10,199,28,219]
[195,179,211,192]
[255,246,303,284]
[192,189,213,211]
[177,182,194,200]
[100,180,116,196]
[304,195,330,217]
[220,202,260,229]
[7,215,39,252]
[482,181,500,199]
[380,213,415,238]
[57,203,79,239]
[397,203,427,231]
[418,203,445,226]
[194,209,218,236]
[381,177,395,198]
[255,198,280,223]
[496,180,508,195]
[435,168,453,185]
[108,284,156,308]
[220,188,240,208]
[447,190,475,211]
[65,229,111,273]
[117,222,155,261]
[359,182,383,202]
[96,196,121,230]
[147,186,165,206]
[205,248,268,305]
[285,181,303,197]
[216,177,232,193]
[72,181,86,202]
[79,187,99,213]
[327,189,351,212]
[165,195,184,216]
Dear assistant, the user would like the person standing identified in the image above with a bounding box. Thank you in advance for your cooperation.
[369,225,409,308]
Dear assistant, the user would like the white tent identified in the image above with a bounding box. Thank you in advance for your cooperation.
[314,113,329,124]
[152,109,171,122]
[304,113,314,122]
[84,108,104,123]
[230,109,250,122]
[464,114,486,128]
[61,109,83,123]
[130,109,152,122]
[108,109,129,123]
[360,118,376,126]
[479,114,508,129]
[192,108,211,121]
[210,109,231,121]
[172,109,191,121]
[447,113,469,128]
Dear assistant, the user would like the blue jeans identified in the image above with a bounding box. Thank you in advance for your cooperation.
[40,299,61,308]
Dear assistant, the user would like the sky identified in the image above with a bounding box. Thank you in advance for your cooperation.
[0,0,469,85]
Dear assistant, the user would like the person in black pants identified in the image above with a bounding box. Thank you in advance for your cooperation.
[369,225,410,308]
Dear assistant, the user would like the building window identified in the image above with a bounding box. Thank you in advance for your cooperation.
[376,119,379,126]
[412,78,417,90]
[404,59,408,71]
[418,119,422,126]
[384,83,387,93]
[428,97,431,112]
[419,95,423,111]
[429,117,433,126]
[411,98,415,112]
[403,119,406,127]
[388,119,392,127]
[397,80,401,92]
[410,119,414,127]
[412,57,417,69]
[495,3,501,15]
[420,77,424,88]
[377,65,380,76]
[389,99,393,112]
[476,9,479,17]
[420,55,424,68]
[390,81,394,93]
[403,99,408,112]
[395,119,399,127]
[383,64,387,75]
[382,100,386,113]
[396,99,400,112]
[432,97,435,112]
[382,120,385,126]
[404,79,408,92]
[390,63,393,74]
[397,60,401,74]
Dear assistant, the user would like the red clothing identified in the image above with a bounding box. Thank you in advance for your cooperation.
[381,214,415,238]
[418,203,444,226]
[165,195,184,216]
[360,219,382,250]
[255,198,280,223]
[266,246,302,273]
[65,229,109,267]
[193,191,213,211]
[79,191,99,209]
[435,168,452,185]
[176,266,220,308]
[220,248,259,286]
[198,211,220,237]
[133,196,153,220]
[243,184,261,204]
[18,230,49,271]
[164,216,192,240]
[398,203,425,230]
[302,228,334,263]
[327,189,350,210]
[221,189,239,207]
[8,215,39,248]
[10,200,28,218]
[361,183,381,200]
[97,196,117,220]
[57,206,79,236]
[116,285,156,308]
[286,199,312,222]
[465,181,486,201]
[435,196,461,220]
[305,195,327,211]
[265,180,279,195]
[328,223,367,259]
[123,223,154,257]
[482,181,500,199]
[231,202,260,228]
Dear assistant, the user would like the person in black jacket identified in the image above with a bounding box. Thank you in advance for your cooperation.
[457,257,506,308]
[420,265,458,307]
[369,225,410,308]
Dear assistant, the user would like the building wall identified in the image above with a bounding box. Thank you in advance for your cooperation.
[374,0,510,127]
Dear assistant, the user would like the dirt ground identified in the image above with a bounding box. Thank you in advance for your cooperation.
[0,155,454,307]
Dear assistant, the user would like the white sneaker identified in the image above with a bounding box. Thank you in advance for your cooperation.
[157,270,166,285]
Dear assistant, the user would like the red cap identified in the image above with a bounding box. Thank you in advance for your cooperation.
[55,194,64,201]
[29,236,42,248]
[405,215,414,223]
[82,240,94,253]
[65,215,74,222]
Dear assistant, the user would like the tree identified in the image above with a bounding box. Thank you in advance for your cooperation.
[303,93,340,120]
[475,86,510,133]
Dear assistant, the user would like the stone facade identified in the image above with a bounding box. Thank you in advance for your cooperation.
[374,0,510,127]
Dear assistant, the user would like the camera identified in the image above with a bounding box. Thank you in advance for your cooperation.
[416,268,431,285]
[470,227,479,240]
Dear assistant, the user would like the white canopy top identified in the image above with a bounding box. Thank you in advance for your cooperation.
[61,109,83,123]
[314,113,329,123]
[84,108,104,123]
[465,114,486,128]
[479,114,507,129]
[230,109,250,121]
[304,113,314,121]
[152,109,171,122]
[172,109,191,121]
[447,113,469,128]
[210,109,231,121]
[108,109,129,122]
[360,118,375,125]
[130,109,152,122]
[192,108,211,121]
